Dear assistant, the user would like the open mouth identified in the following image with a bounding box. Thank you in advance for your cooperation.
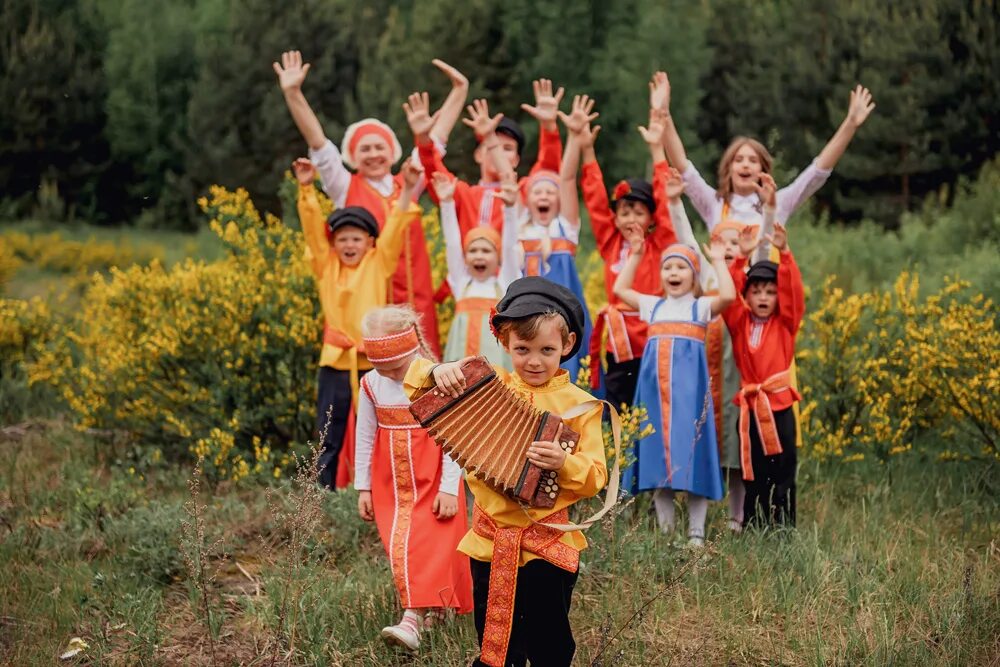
[666,278,683,288]
[724,252,735,261]
[470,260,488,273]
[537,204,551,215]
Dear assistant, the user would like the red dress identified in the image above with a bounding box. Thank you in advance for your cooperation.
[358,374,473,612]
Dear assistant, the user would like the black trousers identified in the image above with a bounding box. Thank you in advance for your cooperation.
[604,357,642,411]
[742,407,797,528]
[315,367,367,489]
[470,558,579,667]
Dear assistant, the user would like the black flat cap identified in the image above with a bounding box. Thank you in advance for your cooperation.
[744,260,779,293]
[491,276,585,361]
[495,117,526,157]
[610,178,656,214]
[327,206,379,238]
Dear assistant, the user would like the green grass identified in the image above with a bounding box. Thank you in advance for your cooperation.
[1,421,996,666]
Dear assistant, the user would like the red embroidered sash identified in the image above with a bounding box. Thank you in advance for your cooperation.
[472,504,579,667]
[737,369,792,481]
[648,320,707,342]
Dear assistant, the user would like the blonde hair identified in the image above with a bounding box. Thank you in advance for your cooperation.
[716,137,772,203]
[361,305,438,362]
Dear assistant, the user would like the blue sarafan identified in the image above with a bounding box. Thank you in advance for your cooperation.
[624,298,723,500]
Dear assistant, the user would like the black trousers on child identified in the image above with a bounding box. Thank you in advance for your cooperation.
[742,406,797,528]
[604,358,642,411]
[316,367,367,489]
[470,558,579,667]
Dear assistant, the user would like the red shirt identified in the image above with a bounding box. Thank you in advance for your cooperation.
[722,251,805,411]
[418,127,563,239]
[581,159,676,357]
[344,174,440,356]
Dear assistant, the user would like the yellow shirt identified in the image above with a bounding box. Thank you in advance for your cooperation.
[298,183,419,370]
[404,358,608,565]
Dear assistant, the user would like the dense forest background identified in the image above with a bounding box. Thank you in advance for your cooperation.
[1,0,997,230]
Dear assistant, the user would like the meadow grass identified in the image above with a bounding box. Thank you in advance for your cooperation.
[0,421,996,666]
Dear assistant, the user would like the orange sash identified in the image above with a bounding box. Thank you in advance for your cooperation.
[455,296,498,357]
[322,325,365,405]
[472,504,580,667]
[736,369,791,481]
[648,320,707,342]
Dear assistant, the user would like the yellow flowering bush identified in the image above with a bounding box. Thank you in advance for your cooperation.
[0,242,21,291]
[29,186,322,480]
[798,273,999,462]
[1,230,164,274]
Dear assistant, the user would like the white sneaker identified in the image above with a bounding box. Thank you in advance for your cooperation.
[381,611,421,651]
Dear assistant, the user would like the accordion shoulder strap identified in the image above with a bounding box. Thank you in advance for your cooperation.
[527,399,622,533]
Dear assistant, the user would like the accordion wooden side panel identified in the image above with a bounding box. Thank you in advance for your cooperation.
[409,357,580,509]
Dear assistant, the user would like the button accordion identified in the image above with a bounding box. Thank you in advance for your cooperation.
[409,357,579,508]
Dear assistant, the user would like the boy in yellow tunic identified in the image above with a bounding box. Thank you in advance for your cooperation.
[294,156,423,488]
[404,277,607,667]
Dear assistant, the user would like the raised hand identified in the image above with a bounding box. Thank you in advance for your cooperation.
[521,78,565,129]
[272,50,311,92]
[648,70,670,113]
[737,225,759,257]
[400,157,422,189]
[755,172,777,208]
[462,98,503,137]
[767,223,788,251]
[292,157,316,185]
[557,94,599,135]
[846,84,876,128]
[637,108,667,146]
[665,166,685,201]
[403,91,439,138]
[703,238,727,264]
[497,171,518,207]
[432,59,469,91]
[576,123,601,149]
[431,172,457,202]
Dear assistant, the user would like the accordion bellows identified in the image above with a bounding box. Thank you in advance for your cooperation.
[409,357,579,508]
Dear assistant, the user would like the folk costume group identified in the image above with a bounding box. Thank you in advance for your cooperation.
[275,51,875,665]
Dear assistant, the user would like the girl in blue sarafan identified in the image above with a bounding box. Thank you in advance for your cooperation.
[613,233,735,546]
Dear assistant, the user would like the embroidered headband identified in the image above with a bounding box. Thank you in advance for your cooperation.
[463,226,503,262]
[526,170,559,193]
[341,118,403,169]
[364,327,420,364]
[660,243,701,275]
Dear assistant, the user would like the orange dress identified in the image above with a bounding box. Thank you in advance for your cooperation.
[357,373,473,612]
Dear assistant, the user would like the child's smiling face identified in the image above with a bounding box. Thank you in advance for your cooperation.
[660,257,696,298]
[746,281,778,318]
[464,239,499,280]
[613,200,651,241]
[333,227,375,267]
[730,143,765,196]
[353,135,394,180]
[527,182,559,223]
[504,317,575,386]
[715,229,741,263]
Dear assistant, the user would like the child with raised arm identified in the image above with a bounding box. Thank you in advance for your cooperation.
[432,100,521,368]
[294,157,423,489]
[405,77,564,239]
[653,70,875,261]
[574,104,677,408]
[275,51,467,357]
[354,305,473,651]
[404,277,607,667]
[666,167,777,531]
[614,229,734,545]
[512,95,600,383]
[722,222,804,528]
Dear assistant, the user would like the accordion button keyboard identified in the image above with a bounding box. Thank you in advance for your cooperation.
[548,491,557,499]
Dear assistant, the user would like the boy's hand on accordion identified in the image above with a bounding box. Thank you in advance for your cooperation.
[528,423,568,471]
[432,357,473,398]
[358,491,374,522]
[432,492,458,519]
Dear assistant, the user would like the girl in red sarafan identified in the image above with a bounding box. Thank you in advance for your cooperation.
[354,306,473,652]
